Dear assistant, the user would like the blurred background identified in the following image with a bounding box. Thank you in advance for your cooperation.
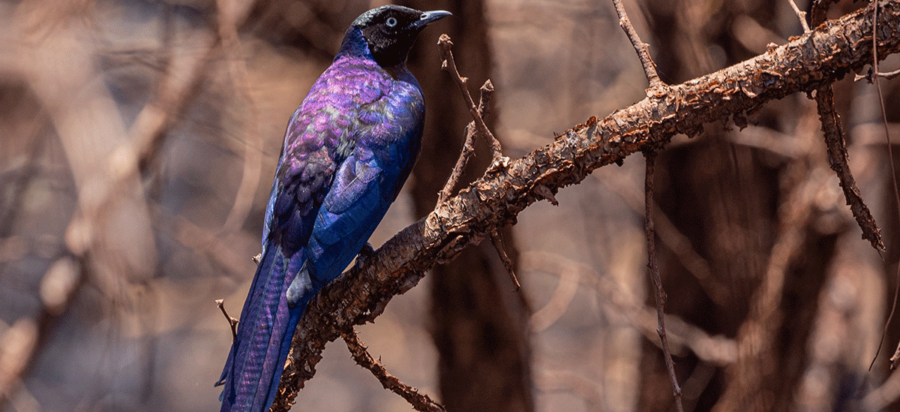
[2,0,900,411]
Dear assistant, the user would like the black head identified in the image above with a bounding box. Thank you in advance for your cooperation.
[352,5,451,67]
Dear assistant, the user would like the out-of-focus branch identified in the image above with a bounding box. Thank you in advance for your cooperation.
[271,4,900,410]
[714,101,824,411]
[523,251,736,366]
[600,174,729,306]
[0,256,83,403]
[0,0,261,404]
[216,0,263,234]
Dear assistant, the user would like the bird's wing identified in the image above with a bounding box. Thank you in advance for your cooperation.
[296,81,424,286]
[218,95,352,412]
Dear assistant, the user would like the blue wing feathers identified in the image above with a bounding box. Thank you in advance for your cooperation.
[219,12,433,411]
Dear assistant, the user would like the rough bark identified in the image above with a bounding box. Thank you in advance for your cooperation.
[402,0,533,411]
[272,3,900,410]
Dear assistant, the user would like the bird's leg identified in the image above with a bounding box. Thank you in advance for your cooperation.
[355,242,376,272]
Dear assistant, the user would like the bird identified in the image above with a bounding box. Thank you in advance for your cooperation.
[215,5,450,412]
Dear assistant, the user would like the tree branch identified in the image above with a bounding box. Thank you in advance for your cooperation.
[340,329,446,412]
[270,3,900,410]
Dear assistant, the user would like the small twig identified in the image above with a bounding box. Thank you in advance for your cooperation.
[789,0,811,32]
[611,0,666,93]
[437,81,494,204]
[490,230,521,291]
[436,39,518,291]
[437,35,504,160]
[340,329,446,412]
[216,299,239,341]
[868,0,900,371]
[813,86,884,251]
[644,150,684,412]
[879,68,900,79]
[855,67,900,81]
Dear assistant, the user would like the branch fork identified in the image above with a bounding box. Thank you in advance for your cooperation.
[436,34,520,291]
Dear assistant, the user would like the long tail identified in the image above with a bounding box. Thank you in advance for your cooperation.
[218,244,306,412]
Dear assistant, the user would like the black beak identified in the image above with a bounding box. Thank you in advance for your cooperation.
[412,10,452,30]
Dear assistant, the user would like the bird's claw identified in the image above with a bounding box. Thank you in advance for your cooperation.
[355,242,376,272]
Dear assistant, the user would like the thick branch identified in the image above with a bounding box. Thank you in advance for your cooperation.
[271,3,900,410]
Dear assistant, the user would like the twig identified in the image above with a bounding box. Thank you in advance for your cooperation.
[437,35,504,160]
[807,0,883,252]
[438,81,494,204]
[878,68,900,79]
[600,174,728,306]
[340,329,446,412]
[216,299,239,341]
[855,67,900,81]
[611,0,666,93]
[869,0,900,371]
[490,230,520,291]
[789,0,811,33]
[813,86,884,250]
[643,150,684,412]
[614,1,679,405]
[436,37,519,290]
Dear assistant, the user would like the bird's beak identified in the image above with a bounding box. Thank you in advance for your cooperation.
[413,10,452,30]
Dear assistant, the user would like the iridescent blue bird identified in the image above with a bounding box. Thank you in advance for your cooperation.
[216,6,450,412]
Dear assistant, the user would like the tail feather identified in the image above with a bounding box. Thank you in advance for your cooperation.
[219,244,307,412]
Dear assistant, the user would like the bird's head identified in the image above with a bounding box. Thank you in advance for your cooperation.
[348,5,451,67]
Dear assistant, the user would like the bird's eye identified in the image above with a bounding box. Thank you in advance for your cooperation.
[385,17,397,27]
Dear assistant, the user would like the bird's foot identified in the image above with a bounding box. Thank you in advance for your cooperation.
[355,243,376,272]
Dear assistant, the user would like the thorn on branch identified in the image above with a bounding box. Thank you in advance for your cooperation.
[340,329,447,412]
[533,184,559,206]
[490,230,521,291]
[216,299,239,341]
